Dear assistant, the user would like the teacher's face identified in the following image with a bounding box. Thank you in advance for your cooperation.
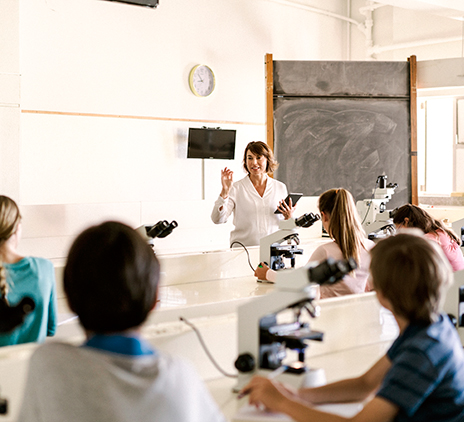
[246,151,267,176]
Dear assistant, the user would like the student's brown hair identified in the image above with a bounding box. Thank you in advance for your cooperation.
[393,204,460,245]
[0,196,22,304]
[64,221,160,333]
[318,188,366,263]
[242,141,279,175]
[370,231,453,324]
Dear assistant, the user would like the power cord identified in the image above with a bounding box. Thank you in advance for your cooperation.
[230,241,255,272]
[179,316,238,379]
[361,178,381,225]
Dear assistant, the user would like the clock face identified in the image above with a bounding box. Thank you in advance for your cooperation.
[189,65,215,97]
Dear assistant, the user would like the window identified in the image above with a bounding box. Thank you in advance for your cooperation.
[418,96,462,195]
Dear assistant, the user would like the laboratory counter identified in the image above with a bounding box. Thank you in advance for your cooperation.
[208,341,392,421]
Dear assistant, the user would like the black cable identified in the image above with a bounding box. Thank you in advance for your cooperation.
[179,316,238,378]
[230,241,255,272]
[361,179,380,225]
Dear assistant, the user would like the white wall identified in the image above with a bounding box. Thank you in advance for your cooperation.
[0,0,347,255]
[2,0,464,256]
[16,0,346,205]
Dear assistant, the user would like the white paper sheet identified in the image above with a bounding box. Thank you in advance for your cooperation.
[232,402,363,421]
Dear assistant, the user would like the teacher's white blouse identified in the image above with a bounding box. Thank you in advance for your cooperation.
[211,175,288,247]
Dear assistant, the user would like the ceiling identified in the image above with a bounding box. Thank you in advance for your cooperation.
[373,0,464,20]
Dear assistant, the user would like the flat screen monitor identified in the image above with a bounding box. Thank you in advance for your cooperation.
[104,0,159,8]
[187,128,236,160]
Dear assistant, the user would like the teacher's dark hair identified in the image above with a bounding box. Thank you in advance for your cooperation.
[242,141,279,174]
[64,221,160,333]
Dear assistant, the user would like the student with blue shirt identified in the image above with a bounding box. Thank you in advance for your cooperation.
[19,221,226,422]
[240,230,464,422]
[0,195,57,346]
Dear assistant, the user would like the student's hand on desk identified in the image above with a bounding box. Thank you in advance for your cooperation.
[254,262,270,280]
[240,376,300,414]
[278,198,296,220]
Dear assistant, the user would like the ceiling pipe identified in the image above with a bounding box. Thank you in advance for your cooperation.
[267,0,386,60]
[369,35,462,55]
[359,1,386,14]
[268,0,461,60]
[347,0,352,60]
[267,0,366,35]
[359,2,374,59]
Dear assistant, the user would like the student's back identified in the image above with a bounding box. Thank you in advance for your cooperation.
[309,239,374,298]
[300,188,373,297]
[21,342,223,422]
[393,203,464,271]
[372,233,464,422]
[0,257,56,345]
[0,196,57,346]
[19,221,225,422]
[376,313,464,422]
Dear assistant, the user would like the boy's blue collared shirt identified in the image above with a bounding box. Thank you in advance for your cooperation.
[83,334,155,357]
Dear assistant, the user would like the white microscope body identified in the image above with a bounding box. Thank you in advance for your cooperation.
[443,269,464,345]
[234,258,356,391]
[356,175,398,237]
[258,213,320,281]
[452,217,464,252]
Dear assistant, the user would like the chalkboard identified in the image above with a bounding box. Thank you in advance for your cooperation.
[273,61,410,97]
[272,60,412,209]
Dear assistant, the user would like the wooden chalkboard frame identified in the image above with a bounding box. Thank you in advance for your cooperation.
[265,53,418,206]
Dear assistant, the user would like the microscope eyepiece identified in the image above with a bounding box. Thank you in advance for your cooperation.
[377,175,387,189]
[295,212,320,228]
[308,257,357,285]
[146,220,178,239]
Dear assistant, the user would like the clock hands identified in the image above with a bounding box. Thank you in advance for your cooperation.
[189,65,215,96]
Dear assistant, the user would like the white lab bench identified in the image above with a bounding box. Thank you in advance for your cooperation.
[208,342,392,421]
[0,240,397,422]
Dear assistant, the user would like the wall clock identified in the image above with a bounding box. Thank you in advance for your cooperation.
[189,65,215,97]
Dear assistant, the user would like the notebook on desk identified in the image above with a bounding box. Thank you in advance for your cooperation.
[232,402,363,421]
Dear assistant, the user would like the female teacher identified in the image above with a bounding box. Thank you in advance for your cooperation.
[211,141,295,247]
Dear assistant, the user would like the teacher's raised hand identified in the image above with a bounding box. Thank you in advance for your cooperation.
[220,167,234,199]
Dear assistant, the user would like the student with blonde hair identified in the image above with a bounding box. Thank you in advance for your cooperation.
[393,203,464,271]
[241,232,464,422]
[256,188,374,298]
[0,195,57,346]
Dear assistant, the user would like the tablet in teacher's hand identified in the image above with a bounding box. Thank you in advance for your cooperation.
[274,193,303,214]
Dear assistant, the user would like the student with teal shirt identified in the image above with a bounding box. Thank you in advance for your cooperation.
[0,196,57,346]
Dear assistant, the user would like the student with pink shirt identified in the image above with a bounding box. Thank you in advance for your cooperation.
[255,188,375,298]
[392,204,464,272]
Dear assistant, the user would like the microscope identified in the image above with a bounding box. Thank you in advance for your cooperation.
[0,296,35,415]
[452,217,464,252]
[258,213,320,281]
[0,297,35,334]
[136,220,178,247]
[444,269,464,345]
[356,175,398,239]
[234,257,357,391]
